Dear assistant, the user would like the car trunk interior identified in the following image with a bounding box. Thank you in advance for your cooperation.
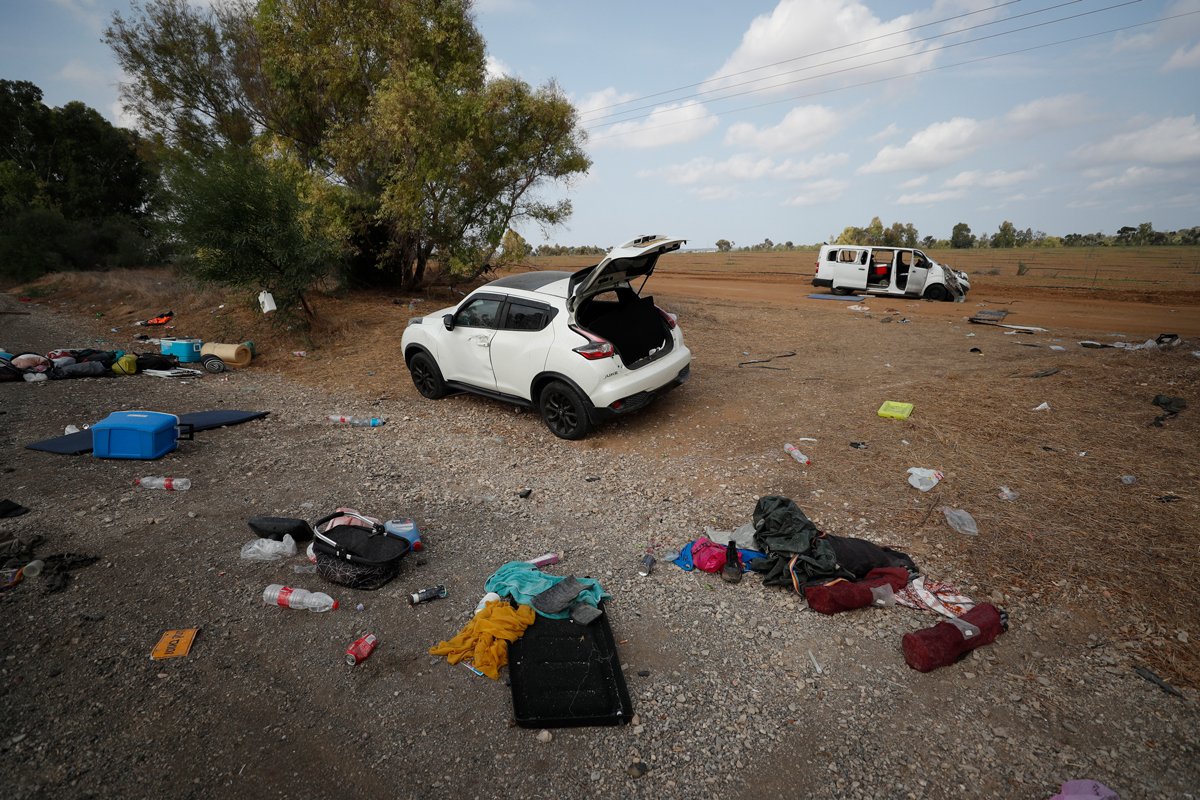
[575,288,672,369]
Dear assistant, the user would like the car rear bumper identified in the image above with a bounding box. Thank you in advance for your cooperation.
[589,363,691,423]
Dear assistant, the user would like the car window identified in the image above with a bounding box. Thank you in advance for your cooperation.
[456,297,503,329]
[503,301,550,332]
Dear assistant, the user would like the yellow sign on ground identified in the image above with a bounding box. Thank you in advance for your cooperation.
[150,628,200,661]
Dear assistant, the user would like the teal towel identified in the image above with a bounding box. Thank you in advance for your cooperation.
[484,561,609,619]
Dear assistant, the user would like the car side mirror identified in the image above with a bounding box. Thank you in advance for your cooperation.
[443,314,455,331]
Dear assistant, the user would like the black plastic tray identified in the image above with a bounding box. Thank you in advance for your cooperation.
[508,605,633,728]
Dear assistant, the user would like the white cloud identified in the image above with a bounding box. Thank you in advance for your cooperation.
[485,54,510,81]
[1086,166,1171,191]
[870,123,900,142]
[50,0,103,31]
[724,105,840,153]
[896,189,966,205]
[944,168,1037,189]
[643,152,846,185]
[58,59,107,87]
[1073,116,1200,165]
[591,101,720,149]
[785,178,848,206]
[900,176,927,189]
[577,87,638,118]
[859,117,981,173]
[473,0,534,12]
[1165,41,1200,71]
[1003,94,1090,132]
[773,153,849,179]
[693,185,742,201]
[109,100,142,131]
[1067,198,1104,209]
[706,0,937,98]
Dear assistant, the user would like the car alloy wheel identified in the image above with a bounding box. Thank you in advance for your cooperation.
[539,380,592,440]
[409,352,446,399]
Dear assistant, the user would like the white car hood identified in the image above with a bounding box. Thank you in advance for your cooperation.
[567,235,685,311]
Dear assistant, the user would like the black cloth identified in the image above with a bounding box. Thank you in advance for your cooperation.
[42,553,100,593]
[0,499,30,518]
[750,496,852,588]
[749,495,919,589]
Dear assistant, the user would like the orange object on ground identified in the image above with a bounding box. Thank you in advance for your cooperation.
[428,601,535,679]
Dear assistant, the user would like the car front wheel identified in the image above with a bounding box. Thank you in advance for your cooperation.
[538,381,593,440]
[923,284,950,302]
[409,351,447,399]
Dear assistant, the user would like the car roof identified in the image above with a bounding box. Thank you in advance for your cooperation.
[486,271,572,292]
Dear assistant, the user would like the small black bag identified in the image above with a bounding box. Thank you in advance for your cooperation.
[312,511,410,590]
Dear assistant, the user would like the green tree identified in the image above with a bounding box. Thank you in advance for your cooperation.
[993,220,1016,248]
[865,216,884,245]
[499,229,531,263]
[107,0,590,290]
[950,222,975,249]
[170,147,341,318]
[0,80,158,281]
[715,239,732,252]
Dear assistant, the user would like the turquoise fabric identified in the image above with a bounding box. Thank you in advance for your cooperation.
[484,561,609,619]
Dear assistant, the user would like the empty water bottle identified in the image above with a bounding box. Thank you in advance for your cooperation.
[135,476,191,491]
[327,415,385,427]
[262,584,338,612]
[783,443,811,465]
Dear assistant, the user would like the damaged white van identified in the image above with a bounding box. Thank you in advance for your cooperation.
[812,245,970,301]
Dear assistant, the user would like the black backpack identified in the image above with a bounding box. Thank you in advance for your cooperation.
[0,356,23,382]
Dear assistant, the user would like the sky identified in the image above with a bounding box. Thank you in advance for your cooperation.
[2,0,1199,249]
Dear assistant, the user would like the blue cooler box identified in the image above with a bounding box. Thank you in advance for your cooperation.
[92,411,181,460]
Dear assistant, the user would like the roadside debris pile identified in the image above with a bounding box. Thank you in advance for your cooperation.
[662,495,1008,673]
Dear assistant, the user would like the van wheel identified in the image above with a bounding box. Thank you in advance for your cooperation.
[923,284,950,302]
[539,381,592,440]
[408,352,447,399]
[832,287,855,296]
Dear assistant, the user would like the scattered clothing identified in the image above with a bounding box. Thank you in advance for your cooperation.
[41,553,100,593]
[804,567,910,615]
[428,601,535,680]
[749,496,918,591]
[1151,394,1186,426]
[895,575,975,618]
[484,561,608,620]
[670,539,764,573]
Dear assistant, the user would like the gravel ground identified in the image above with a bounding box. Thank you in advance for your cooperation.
[1,295,1197,800]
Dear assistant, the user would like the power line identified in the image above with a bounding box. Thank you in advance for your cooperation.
[581,0,1088,124]
[579,0,1028,117]
[584,0,1144,135]
[585,9,1197,144]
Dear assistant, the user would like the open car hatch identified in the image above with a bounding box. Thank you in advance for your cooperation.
[567,235,686,311]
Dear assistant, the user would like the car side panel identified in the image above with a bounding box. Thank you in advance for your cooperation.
[490,325,554,400]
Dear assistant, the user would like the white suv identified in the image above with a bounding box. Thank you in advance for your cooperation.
[401,235,692,439]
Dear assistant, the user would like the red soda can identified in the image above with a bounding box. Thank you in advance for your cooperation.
[344,633,378,665]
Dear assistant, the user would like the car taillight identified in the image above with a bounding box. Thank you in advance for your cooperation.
[569,325,615,360]
[655,305,677,329]
[814,260,820,275]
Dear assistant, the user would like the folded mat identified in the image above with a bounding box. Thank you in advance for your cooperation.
[26,410,269,454]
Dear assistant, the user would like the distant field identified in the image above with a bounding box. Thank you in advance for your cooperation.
[530,246,1200,294]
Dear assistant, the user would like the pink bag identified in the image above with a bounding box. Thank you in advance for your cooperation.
[691,537,728,573]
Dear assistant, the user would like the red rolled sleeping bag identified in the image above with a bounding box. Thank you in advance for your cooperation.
[803,567,910,615]
[902,603,1008,672]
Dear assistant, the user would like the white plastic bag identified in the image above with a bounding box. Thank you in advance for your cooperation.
[941,508,978,536]
[240,534,296,561]
[906,467,943,492]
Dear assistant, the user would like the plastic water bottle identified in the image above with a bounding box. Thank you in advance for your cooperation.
[21,559,44,578]
[783,443,811,465]
[327,415,385,427]
[262,584,338,612]
[135,476,192,491]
